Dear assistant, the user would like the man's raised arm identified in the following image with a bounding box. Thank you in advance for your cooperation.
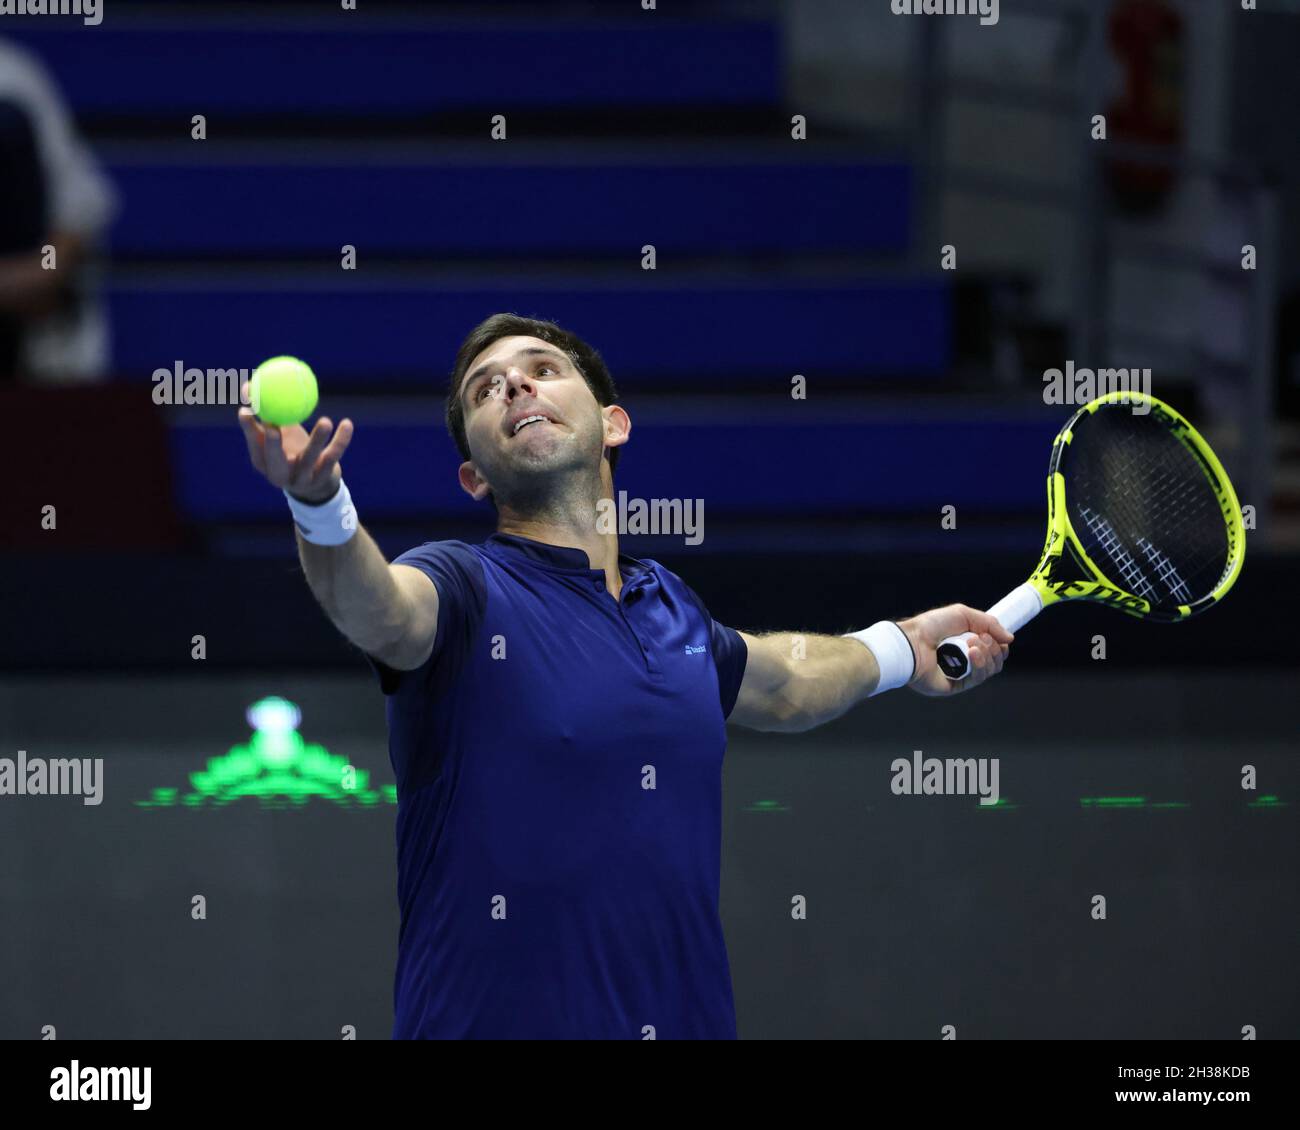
[236,395,438,672]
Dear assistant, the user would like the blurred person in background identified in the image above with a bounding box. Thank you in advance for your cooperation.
[0,37,115,383]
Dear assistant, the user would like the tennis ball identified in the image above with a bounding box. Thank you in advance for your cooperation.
[249,356,318,426]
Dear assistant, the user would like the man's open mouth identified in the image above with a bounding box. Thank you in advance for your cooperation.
[511,414,552,436]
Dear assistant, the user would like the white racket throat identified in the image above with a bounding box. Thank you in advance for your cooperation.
[936,582,1042,680]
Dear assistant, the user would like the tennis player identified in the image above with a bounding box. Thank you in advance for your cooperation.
[236,313,1012,1040]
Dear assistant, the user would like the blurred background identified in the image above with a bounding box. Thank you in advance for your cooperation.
[0,0,1296,1039]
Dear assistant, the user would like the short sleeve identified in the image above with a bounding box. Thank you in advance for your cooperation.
[678,581,749,720]
[708,620,748,720]
[366,540,486,697]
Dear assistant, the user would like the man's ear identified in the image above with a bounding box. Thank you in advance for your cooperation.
[602,404,631,450]
[458,461,493,502]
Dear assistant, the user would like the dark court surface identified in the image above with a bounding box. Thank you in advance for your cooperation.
[0,670,1294,1040]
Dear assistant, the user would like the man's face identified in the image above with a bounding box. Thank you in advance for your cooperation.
[457,335,619,504]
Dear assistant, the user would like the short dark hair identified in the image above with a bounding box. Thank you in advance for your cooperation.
[445,312,621,476]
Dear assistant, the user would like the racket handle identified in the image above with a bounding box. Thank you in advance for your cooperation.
[936,582,1042,681]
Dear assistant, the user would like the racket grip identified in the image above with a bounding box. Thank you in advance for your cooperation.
[936,582,1042,681]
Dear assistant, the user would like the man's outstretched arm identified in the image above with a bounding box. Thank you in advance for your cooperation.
[728,606,1013,733]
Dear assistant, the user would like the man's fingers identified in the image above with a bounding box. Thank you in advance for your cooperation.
[313,418,354,477]
[980,633,1005,675]
[236,407,266,471]
[238,384,344,497]
[962,606,1014,644]
[291,417,336,484]
[263,423,289,481]
[979,633,1009,681]
[961,632,1002,682]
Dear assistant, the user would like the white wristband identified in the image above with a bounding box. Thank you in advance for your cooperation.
[284,480,358,546]
[843,621,916,696]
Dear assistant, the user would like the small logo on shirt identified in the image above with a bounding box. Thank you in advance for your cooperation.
[684,644,706,655]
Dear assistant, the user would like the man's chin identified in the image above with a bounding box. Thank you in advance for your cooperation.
[491,450,595,497]
[504,433,580,468]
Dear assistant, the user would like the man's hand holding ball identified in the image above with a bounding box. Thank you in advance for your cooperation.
[237,356,353,505]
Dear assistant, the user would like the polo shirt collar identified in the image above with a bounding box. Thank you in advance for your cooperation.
[487,532,651,582]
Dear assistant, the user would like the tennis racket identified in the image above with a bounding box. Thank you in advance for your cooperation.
[938,390,1246,681]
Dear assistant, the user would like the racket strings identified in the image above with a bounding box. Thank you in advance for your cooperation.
[1077,506,1157,598]
[1063,408,1230,609]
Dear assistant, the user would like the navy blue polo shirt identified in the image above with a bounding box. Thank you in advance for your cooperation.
[369,532,749,1039]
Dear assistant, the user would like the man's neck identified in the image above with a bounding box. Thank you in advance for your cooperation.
[495,516,623,599]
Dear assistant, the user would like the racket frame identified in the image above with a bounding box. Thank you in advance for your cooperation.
[1029,390,1246,621]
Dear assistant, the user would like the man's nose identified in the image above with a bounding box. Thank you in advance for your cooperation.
[503,368,534,394]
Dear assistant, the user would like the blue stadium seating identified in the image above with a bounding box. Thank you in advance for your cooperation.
[168,412,1059,521]
[101,157,911,258]
[113,276,949,382]
[7,17,779,113]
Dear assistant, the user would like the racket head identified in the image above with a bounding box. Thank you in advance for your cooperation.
[1027,391,1245,621]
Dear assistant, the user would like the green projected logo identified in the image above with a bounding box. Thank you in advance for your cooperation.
[1080,797,1190,809]
[135,696,396,810]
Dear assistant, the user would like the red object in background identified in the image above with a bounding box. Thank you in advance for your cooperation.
[0,384,185,550]
[1105,0,1184,213]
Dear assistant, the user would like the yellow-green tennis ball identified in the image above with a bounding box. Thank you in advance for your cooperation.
[250,356,318,426]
